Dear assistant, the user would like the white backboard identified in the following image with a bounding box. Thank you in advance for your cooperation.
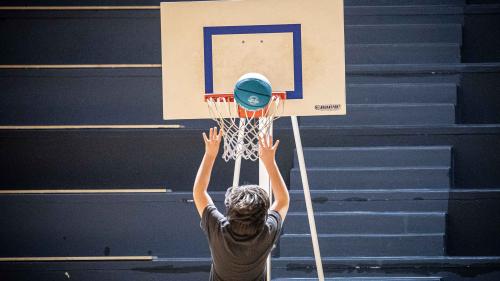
[161,0,346,120]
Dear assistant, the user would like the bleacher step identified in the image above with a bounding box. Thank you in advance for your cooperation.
[347,83,457,104]
[290,166,451,189]
[344,0,464,5]
[346,24,462,44]
[345,6,464,24]
[273,277,441,281]
[285,211,446,234]
[280,233,445,257]
[293,146,452,168]
[289,189,449,212]
[299,103,456,126]
[347,43,461,64]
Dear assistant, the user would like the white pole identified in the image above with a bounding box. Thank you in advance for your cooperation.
[291,115,324,281]
[232,118,245,187]
[259,117,273,281]
[232,156,242,187]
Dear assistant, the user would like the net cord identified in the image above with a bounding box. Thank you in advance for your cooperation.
[206,96,285,162]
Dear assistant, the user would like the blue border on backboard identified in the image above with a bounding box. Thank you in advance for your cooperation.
[203,24,303,100]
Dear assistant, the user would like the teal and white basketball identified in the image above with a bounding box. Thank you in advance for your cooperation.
[234,73,272,111]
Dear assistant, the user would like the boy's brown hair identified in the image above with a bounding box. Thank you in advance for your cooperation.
[224,185,270,236]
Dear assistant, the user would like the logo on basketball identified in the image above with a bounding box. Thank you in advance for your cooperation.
[247,96,260,106]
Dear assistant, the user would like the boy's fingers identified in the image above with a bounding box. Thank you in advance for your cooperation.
[202,132,209,143]
[213,127,218,139]
[272,139,280,150]
[261,135,268,148]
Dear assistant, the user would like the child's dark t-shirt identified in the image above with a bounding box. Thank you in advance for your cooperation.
[200,204,283,281]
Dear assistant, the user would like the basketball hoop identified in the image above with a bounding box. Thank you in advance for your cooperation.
[205,92,286,162]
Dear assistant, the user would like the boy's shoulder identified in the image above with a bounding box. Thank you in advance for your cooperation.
[266,209,283,244]
[267,209,282,228]
[200,204,227,235]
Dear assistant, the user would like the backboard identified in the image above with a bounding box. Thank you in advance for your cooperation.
[160,0,346,120]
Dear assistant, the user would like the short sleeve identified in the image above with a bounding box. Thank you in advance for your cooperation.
[200,204,225,238]
[267,210,283,245]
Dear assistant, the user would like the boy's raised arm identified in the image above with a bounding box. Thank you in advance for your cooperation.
[193,127,223,218]
[259,135,290,221]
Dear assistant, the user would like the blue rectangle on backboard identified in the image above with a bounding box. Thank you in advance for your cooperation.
[203,24,303,100]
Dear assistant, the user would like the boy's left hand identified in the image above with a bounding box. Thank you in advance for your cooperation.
[203,127,223,158]
[258,134,280,166]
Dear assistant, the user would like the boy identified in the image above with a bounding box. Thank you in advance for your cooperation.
[193,127,290,281]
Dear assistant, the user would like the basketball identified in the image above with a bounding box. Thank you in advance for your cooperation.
[234,73,272,111]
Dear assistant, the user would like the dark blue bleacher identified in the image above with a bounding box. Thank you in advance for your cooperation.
[1,0,500,280]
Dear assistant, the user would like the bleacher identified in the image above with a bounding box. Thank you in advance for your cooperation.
[1,0,500,280]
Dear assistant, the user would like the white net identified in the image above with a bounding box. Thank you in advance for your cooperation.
[206,95,285,162]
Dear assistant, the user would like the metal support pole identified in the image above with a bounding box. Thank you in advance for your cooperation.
[259,118,273,281]
[291,115,324,281]
[232,118,245,187]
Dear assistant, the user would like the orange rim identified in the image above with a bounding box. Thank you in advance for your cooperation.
[204,92,286,118]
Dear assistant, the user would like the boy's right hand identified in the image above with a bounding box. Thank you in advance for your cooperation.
[203,127,223,158]
[258,134,280,165]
